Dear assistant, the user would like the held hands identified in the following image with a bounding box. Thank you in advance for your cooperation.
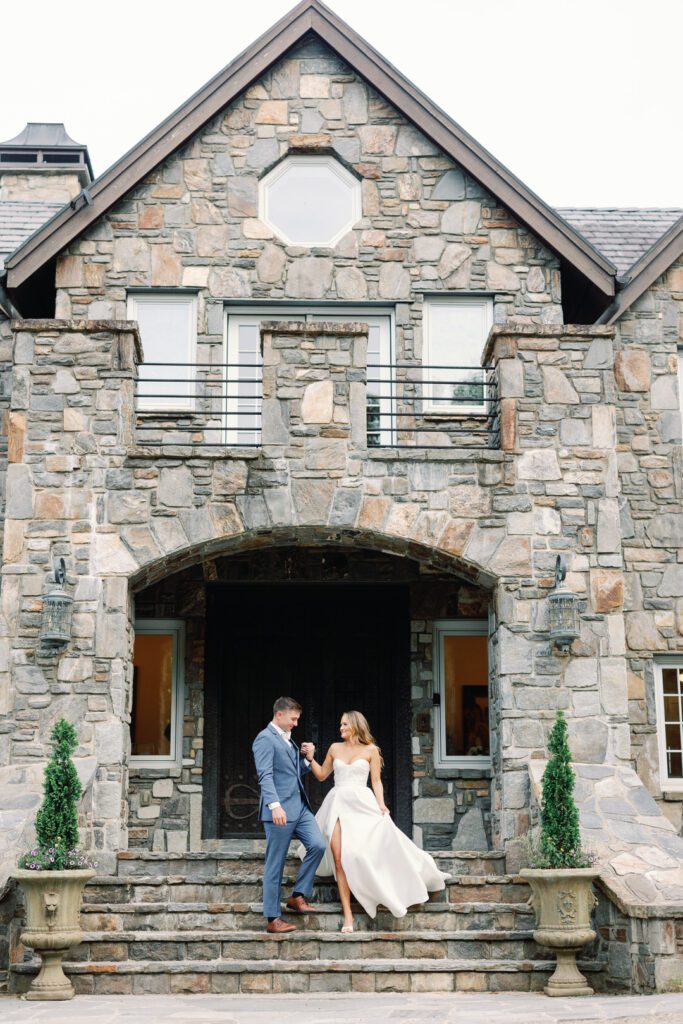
[300,742,315,762]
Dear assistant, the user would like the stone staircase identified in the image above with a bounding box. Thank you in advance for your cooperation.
[9,850,607,995]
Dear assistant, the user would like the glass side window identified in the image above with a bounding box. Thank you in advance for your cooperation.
[423,298,492,413]
[131,621,184,767]
[433,619,490,769]
[655,662,683,791]
[127,293,197,411]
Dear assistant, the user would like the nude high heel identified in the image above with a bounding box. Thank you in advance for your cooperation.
[340,922,354,933]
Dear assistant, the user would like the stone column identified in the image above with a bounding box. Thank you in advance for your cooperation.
[485,325,629,848]
[260,320,368,524]
[1,319,141,869]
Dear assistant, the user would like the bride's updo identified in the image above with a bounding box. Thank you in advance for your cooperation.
[343,710,384,766]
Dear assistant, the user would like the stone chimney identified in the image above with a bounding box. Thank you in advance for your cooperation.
[0,123,93,203]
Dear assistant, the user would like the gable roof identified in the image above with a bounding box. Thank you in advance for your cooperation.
[596,212,683,325]
[0,200,65,272]
[4,0,616,297]
[559,208,683,279]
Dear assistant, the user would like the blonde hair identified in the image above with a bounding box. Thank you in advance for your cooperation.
[342,710,384,767]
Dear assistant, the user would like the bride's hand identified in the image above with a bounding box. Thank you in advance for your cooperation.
[379,804,390,815]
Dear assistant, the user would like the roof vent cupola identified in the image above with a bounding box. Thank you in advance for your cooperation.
[0,123,93,203]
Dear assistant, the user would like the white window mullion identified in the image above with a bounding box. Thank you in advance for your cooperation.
[655,660,683,792]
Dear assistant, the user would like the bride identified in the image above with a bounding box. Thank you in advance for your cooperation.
[299,710,449,932]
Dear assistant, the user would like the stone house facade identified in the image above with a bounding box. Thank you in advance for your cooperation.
[1,0,683,994]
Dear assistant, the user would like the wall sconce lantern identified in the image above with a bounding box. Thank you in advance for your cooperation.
[548,554,579,652]
[39,558,73,651]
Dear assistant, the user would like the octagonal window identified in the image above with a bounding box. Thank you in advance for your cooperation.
[259,156,361,247]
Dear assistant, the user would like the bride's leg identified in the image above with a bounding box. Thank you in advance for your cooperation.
[330,820,353,928]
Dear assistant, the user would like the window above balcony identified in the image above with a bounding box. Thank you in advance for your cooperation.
[259,156,361,247]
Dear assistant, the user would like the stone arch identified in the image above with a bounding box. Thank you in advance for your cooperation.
[127,524,499,593]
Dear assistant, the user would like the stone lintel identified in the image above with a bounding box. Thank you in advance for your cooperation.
[260,320,369,336]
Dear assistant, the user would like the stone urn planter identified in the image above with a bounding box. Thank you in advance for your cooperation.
[14,718,96,1000]
[15,868,96,1000]
[521,866,600,995]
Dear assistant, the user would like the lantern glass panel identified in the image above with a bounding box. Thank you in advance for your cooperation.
[40,590,72,646]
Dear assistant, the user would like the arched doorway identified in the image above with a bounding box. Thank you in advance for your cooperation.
[131,533,494,854]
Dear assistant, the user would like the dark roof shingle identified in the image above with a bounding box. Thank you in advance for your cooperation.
[0,200,65,271]
[558,207,683,279]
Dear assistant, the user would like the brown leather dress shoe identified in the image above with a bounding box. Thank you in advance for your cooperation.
[286,895,315,913]
[266,917,296,933]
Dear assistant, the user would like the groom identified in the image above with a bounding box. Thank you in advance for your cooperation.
[252,696,326,933]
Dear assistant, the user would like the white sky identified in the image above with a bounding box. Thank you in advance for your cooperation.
[2,0,681,209]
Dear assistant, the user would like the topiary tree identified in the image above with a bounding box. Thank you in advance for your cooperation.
[539,710,584,868]
[33,719,82,867]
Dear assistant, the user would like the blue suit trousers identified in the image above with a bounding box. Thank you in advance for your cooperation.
[262,801,326,919]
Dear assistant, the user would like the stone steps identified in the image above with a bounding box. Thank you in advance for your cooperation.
[86,873,527,907]
[79,899,535,933]
[68,928,542,963]
[115,849,507,878]
[8,849,607,996]
[10,955,606,996]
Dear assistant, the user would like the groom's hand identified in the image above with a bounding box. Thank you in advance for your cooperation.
[272,806,287,826]
[301,742,315,761]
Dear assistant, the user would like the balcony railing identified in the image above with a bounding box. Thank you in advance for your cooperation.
[367,364,499,449]
[134,362,499,451]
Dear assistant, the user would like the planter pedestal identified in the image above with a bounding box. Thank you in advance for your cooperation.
[14,869,95,1000]
[520,867,599,997]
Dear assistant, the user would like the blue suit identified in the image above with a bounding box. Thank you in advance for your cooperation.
[252,724,326,919]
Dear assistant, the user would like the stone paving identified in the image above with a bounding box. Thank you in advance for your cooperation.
[1,992,682,1023]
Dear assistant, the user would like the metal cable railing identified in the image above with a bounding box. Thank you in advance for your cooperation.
[134,362,499,450]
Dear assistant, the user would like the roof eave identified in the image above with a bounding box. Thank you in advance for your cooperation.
[604,214,683,324]
[6,0,615,297]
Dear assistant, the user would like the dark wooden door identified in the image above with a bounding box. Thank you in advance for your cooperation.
[203,584,411,839]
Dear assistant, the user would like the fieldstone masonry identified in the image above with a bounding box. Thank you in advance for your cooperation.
[0,30,682,994]
[2,316,680,846]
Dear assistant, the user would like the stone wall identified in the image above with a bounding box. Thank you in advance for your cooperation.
[53,37,562,346]
[1,317,665,865]
[0,320,140,870]
[0,312,12,571]
[612,259,683,834]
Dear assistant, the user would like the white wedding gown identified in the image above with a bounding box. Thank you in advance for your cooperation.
[298,758,449,918]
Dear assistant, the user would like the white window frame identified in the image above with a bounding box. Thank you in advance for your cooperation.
[654,657,683,793]
[130,619,185,770]
[422,296,493,415]
[127,292,198,412]
[259,155,362,247]
[225,306,394,446]
[433,618,491,771]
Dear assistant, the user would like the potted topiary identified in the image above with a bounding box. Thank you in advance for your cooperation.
[520,710,599,997]
[14,718,96,1000]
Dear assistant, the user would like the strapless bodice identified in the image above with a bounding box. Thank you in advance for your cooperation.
[333,757,370,788]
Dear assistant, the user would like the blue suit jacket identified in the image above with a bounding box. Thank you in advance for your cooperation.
[252,724,313,822]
